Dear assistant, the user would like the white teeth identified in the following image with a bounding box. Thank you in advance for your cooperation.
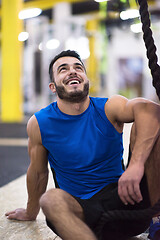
[68,80,79,85]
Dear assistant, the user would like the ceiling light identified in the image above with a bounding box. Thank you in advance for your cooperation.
[39,43,43,51]
[18,32,29,41]
[130,23,142,33]
[120,9,140,20]
[94,0,109,2]
[19,8,42,20]
[77,37,90,59]
[46,39,60,50]
[65,36,90,60]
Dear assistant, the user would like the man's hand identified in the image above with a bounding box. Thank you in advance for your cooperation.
[5,208,36,221]
[118,162,144,205]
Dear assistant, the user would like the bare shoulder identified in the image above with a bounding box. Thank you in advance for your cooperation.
[105,95,128,118]
[106,95,128,107]
[105,94,159,113]
[105,95,160,124]
[27,115,41,144]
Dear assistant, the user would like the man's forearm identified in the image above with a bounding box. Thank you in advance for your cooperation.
[131,102,160,165]
[26,166,49,219]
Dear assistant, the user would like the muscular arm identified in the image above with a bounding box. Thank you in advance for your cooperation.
[105,95,160,205]
[6,115,49,220]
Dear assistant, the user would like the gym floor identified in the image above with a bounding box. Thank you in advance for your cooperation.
[0,122,148,240]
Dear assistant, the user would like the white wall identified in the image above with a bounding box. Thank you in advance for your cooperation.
[104,23,160,101]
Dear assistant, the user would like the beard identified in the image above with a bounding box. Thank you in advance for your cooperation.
[54,82,89,103]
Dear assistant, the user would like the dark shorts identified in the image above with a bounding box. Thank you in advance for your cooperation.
[46,175,151,240]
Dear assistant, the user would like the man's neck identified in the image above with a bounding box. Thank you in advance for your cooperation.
[57,96,90,115]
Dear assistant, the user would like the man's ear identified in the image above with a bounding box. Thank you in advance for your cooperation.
[49,82,56,93]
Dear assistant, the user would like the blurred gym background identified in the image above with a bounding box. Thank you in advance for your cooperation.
[1,0,160,122]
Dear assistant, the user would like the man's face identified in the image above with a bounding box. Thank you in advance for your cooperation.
[50,57,89,103]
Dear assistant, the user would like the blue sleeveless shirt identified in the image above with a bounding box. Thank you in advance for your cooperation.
[35,97,124,199]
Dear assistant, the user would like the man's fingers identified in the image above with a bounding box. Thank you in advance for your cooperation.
[118,183,129,205]
[5,211,16,216]
[118,181,143,205]
[118,183,135,205]
[5,208,36,221]
[127,184,137,205]
[127,181,143,203]
[133,183,143,202]
[5,208,23,220]
[118,163,144,206]
[6,213,17,220]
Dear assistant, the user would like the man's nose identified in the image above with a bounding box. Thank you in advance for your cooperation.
[69,67,76,74]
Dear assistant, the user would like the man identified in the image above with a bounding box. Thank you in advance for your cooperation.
[6,50,160,240]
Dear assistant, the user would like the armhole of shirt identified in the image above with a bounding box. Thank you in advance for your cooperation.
[34,112,45,145]
[91,97,122,136]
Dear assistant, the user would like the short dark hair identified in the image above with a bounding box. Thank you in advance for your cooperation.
[49,50,86,82]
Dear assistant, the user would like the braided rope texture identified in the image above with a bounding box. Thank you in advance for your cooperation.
[95,198,160,238]
[138,0,160,100]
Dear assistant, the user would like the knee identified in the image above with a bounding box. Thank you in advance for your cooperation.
[39,188,84,219]
[39,189,66,214]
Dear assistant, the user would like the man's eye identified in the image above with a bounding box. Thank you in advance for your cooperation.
[76,66,83,70]
[59,67,67,72]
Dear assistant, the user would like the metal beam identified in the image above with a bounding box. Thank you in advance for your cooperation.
[1,0,23,122]
[0,0,89,17]
[23,0,88,11]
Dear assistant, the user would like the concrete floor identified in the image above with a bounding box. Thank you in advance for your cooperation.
[0,123,149,239]
[0,175,149,240]
[0,175,149,239]
[0,170,62,240]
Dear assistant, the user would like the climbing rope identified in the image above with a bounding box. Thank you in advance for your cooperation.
[137,0,160,100]
[95,198,160,238]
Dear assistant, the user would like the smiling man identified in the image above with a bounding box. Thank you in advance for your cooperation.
[49,54,89,106]
[6,50,160,240]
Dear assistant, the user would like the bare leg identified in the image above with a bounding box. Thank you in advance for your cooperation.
[130,123,160,206]
[39,188,97,240]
